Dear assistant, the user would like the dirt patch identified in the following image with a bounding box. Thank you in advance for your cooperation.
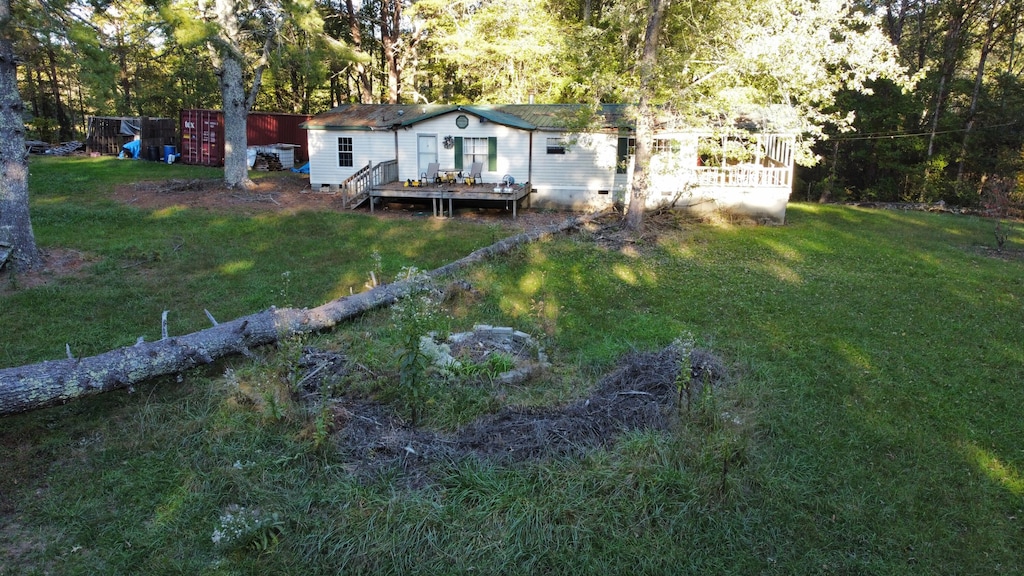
[307,341,727,485]
[3,174,591,294]
[111,172,574,233]
[0,248,96,294]
[112,174,344,216]
[969,245,1024,262]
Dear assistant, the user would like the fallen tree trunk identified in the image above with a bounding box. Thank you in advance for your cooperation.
[0,212,607,416]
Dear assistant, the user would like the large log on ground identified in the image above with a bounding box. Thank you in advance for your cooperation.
[0,212,607,416]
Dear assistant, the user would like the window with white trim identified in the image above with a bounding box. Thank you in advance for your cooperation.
[463,137,489,167]
[338,137,353,167]
[546,137,567,155]
[653,138,681,154]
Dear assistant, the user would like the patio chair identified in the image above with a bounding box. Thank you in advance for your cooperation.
[424,162,439,183]
[465,161,482,184]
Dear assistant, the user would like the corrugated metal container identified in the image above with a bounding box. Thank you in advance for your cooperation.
[248,113,311,163]
[180,109,224,166]
[180,110,311,167]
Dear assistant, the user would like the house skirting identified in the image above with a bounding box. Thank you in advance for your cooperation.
[529,185,791,224]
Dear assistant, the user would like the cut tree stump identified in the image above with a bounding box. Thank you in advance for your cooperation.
[0,212,608,416]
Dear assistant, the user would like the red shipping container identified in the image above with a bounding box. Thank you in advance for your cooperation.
[180,109,224,167]
[180,110,311,167]
[248,113,311,163]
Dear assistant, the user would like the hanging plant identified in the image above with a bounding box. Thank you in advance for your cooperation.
[443,135,454,149]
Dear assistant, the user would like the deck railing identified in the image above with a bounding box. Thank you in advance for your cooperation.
[371,160,398,186]
[691,166,791,187]
[338,160,398,208]
[340,162,372,192]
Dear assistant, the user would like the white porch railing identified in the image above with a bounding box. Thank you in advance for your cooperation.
[691,166,791,187]
[371,159,398,186]
[337,159,399,208]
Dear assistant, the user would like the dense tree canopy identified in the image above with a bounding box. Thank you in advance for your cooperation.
[8,0,1024,204]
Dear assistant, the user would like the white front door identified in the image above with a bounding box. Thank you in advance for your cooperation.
[417,135,438,179]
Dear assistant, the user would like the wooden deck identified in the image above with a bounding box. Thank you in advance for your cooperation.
[369,181,532,218]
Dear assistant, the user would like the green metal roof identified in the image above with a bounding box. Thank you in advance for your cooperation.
[492,104,631,131]
[302,103,632,132]
[302,103,797,134]
[301,104,441,130]
[393,105,533,130]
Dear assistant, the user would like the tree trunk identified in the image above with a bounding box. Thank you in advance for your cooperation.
[926,3,970,159]
[116,32,133,115]
[346,0,373,103]
[626,107,653,232]
[202,0,274,189]
[625,0,669,232]
[0,0,41,271]
[380,0,402,104]
[957,2,1006,183]
[45,46,72,142]
[0,212,608,416]
[220,54,250,188]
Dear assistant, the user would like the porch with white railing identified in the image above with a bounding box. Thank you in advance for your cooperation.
[691,165,791,187]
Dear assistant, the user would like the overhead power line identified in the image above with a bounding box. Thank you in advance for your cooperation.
[831,119,1021,142]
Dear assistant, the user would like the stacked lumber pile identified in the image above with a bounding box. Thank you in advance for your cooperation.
[46,141,84,156]
[25,140,50,154]
[252,152,284,171]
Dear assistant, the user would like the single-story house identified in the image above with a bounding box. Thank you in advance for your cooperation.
[302,104,795,222]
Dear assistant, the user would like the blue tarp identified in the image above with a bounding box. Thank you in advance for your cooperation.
[122,139,141,159]
[292,162,310,174]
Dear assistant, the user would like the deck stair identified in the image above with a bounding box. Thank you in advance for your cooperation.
[339,162,373,208]
[308,159,399,209]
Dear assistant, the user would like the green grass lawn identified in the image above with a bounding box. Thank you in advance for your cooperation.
[1,156,1022,574]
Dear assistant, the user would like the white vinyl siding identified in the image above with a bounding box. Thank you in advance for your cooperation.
[393,114,529,182]
[530,132,617,191]
[306,130,394,188]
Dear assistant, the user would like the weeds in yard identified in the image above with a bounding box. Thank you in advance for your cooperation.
[212,504,285,553]
[674,333,696,413]
[279,270,292,306]
[368,250,383,288]
[390,267,448,425]
[483,352,516,376]
[310,403,333,448]
[995,220,1008,252]
[448,351,516,381]
[222,337,313,423]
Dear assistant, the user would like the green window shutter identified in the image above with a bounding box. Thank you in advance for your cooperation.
[454,137,463,170]
[617,137,628,174]
[488,137,497,172]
